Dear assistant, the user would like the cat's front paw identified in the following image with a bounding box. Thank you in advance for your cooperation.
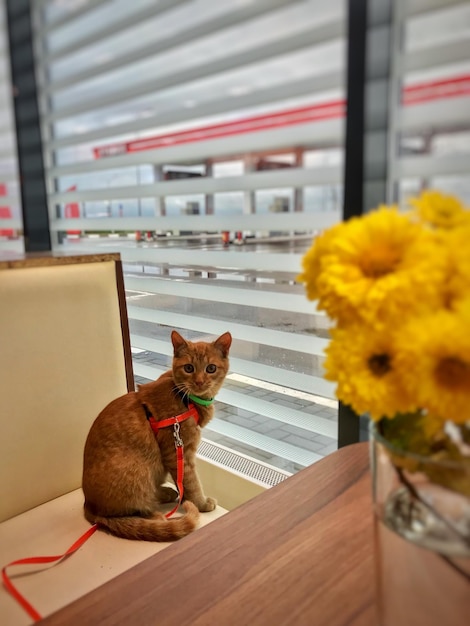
[198,496,217,512]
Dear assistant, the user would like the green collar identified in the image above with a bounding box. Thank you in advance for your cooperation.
[188,394,214,407]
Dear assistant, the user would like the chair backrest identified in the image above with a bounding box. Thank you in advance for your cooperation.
[0,255,133,522]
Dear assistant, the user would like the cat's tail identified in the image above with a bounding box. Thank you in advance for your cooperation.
[84,501,200,541]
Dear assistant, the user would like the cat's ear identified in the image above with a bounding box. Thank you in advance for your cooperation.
[171,330,188,354]
[213,332,232,357]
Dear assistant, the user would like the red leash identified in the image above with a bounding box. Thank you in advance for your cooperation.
[2,403,198,621]
[1,524,98,622]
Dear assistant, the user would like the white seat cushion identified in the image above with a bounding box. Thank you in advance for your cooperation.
[0,489,226,625]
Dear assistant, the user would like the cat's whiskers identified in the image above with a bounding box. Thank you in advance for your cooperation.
[176,383,191,403]
[179,381,214,400]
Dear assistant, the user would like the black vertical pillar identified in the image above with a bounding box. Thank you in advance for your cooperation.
[339,0,368,448]
[339,0,395,447]
[6,0,50,252]
[343,0,367,222]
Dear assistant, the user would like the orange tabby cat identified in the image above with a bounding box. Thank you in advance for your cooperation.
[82,330,232,541]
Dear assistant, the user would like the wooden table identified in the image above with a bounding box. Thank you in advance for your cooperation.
[42,442,376,626]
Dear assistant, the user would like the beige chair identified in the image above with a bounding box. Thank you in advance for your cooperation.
[0,254,227,625]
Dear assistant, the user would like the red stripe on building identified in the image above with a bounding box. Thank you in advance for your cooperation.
[93,101,345,158]
[0,205,14,237]
[64,185,81,235]
[402,74,470,105]
[93,74,470,159]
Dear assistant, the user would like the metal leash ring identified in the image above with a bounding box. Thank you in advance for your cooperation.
[173,421,184,448]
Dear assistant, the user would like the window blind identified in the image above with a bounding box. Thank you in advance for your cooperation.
[30,0,469,473]
[393,0,470,203]
[32,0,346,473]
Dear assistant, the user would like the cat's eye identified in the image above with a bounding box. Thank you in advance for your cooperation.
[206,364,217,373]
[183,364,194,373]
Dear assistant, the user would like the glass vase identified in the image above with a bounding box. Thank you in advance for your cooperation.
[370,423,470,626]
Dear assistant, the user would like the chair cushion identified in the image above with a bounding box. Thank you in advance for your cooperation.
[0,489,226,625]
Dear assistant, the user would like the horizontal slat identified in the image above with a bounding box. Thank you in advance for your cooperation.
[0,172,19,183]
[0,218,22,228]
[44,19,344,122]
[43,0,301,88]
[130,334,331,404]
[206,419,322,466]
[0,149,17,160]
[225,357,332,397]
[129,312,326,355]
[51,166,342,203]
[48,73,344,150]
[228,372,338,409]
[133,362,170,381]
[43,0,189,63]
[49,119,343,177]
[40,0,111,34]
[403,39,470,74]
[218,388,336,438]
[405,0,469,17]
[0,196,19,207]
[0,122,14,135]
[0,239,23,253]
[395,153,470,178]
[400,95,470,132]
[50,208,341,234]
[120,246,311,273]
[123,274,317,314]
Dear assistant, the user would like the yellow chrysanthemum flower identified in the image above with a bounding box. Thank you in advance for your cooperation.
[300,206,448,327]
[297,221,346,303]
[324,325,418,420]
[410,190,470,229]
[395,306,470,424]
[439,224,470,308]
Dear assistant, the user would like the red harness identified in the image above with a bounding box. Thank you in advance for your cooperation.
[145,402,200,518]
